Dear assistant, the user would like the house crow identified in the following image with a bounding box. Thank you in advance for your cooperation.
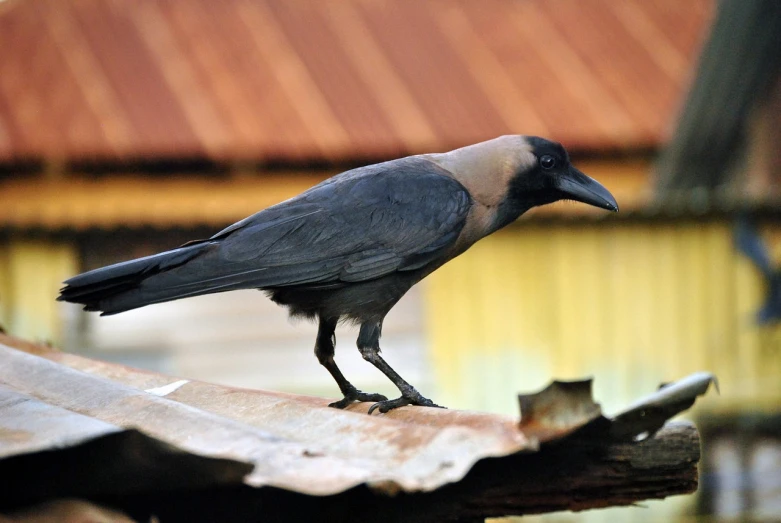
[58,136,618,413]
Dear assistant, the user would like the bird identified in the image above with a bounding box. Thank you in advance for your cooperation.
[734,216,781,325]
[58,135,618,414]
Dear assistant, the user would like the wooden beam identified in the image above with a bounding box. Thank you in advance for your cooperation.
[449,421,699,520]
[86,422,699,522]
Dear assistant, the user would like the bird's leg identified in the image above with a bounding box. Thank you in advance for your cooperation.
[357,321,445,414]
[315,316,388,409]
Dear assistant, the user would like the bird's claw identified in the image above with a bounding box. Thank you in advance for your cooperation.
[367,392,445,415]
[328,389,388,409]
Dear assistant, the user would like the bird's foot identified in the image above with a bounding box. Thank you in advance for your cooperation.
[367,390,445,415]
[328,387,388,409]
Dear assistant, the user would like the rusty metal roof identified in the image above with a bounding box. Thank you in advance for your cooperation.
[0,0,714,163]
[0,332,714,513]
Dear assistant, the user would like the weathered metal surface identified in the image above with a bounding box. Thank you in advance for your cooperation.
[0,333,714,502]
[518,378,602,441]
[0,368,254,507]
[516,373,716,444]
[0,338,532,496]
[609,371,718,441]
[0,385,119,458]
[0,0,714,162]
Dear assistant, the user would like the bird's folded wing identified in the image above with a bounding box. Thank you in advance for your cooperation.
[154,158,472,290]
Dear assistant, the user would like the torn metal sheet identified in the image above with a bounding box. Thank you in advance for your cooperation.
[517,373,717,444]
[609,372,717,441]
[518,379,602,441]
[0,334,713,503]
[0,340,532,496]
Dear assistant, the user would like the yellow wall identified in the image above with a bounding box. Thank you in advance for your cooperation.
[425,220,781,415]
[0,240,78,344]
[3,221,779,418]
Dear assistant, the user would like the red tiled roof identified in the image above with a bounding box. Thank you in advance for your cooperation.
[0,0,715,162]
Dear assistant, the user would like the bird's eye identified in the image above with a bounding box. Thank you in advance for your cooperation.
[540,155,556,170]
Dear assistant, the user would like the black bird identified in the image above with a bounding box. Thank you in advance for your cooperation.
[734,217,781,325]
[58,136,618,413]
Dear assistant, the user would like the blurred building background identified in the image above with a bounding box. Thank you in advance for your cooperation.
[0,0,779,521]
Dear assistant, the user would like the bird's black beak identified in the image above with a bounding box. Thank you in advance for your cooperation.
[556,166,619,212]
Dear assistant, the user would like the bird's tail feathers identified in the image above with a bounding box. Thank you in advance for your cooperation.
[57,242,214,315]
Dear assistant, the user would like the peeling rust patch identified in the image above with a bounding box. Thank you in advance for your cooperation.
[518,378,602,442]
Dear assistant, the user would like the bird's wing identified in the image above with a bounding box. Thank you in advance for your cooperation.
[734,218,773,277]
[158,158,472,290]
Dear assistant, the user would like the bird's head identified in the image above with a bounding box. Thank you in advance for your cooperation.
[425,135,618,232]
[509,136,619,213]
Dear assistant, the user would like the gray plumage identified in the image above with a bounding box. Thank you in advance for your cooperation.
[59,135,618,413]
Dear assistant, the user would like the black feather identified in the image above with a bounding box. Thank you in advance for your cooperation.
[56,135,621,413]
[58,157,472,319]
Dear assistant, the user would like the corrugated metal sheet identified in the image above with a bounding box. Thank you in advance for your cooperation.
[0,332,713,505]
[0,0,714,162]
[0,337,529,496]
[426,219,781,416]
